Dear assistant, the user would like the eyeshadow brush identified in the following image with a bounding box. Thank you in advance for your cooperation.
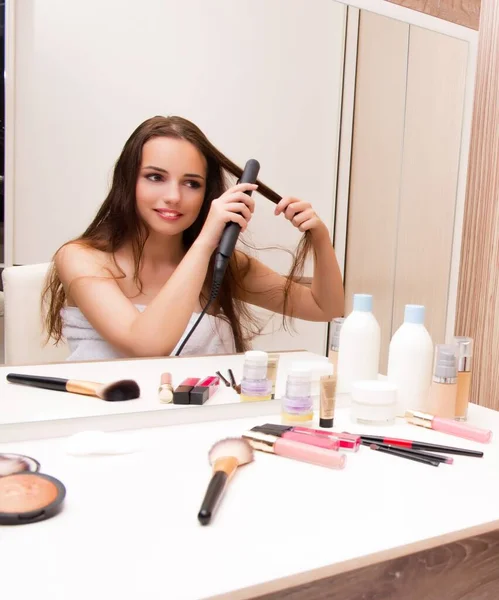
[6,373,140,401]
[216,371,231,387]
[227,369,241,394]
[198,437,254,525]
[361,440,453,464]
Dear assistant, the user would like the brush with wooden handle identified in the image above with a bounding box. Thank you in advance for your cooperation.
[198,437,254,525]
[6,373,140,401]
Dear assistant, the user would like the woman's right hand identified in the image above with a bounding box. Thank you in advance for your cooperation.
[196,182,257,250]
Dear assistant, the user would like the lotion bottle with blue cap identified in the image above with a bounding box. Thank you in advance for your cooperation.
[337,294,380,394]
[387,304,434,414]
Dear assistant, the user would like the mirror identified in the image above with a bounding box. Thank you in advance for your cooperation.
[0,0,477,433]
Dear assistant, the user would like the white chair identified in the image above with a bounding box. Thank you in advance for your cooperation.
[0,290,4,364]
[2,263,69,364]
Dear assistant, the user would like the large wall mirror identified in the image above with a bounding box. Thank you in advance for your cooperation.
[0,0,478,428]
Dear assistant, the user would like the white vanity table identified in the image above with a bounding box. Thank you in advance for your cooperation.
[1,351,499,600]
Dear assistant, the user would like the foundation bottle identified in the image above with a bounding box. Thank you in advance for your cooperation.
[453,337,473,421]
[427,344,458,419]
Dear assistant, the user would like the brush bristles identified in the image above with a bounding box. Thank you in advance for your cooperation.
[208,437,254,467]
[97,380,140,401]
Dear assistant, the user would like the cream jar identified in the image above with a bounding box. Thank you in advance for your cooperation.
[351,380,397,425]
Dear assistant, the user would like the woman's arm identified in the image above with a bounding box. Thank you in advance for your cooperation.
[57,239,213,357]
[57,182,256,357]
[237,197,344,321]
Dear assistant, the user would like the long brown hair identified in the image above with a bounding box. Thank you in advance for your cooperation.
[42,115,312,352]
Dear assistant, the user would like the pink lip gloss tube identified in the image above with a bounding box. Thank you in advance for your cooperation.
[405,410,492,443]
[243,431,346,470]
[293,427,361,452]
[281,431,340,450]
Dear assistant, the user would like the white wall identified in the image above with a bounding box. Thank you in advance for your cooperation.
[10,0,347,354]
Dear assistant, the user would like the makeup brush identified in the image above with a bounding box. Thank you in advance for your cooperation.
[216,371,231,387]
[355,433,484,457]
[361,440,453,464]
[227,369,241,394]
[369,443,440,467]
[198,437,254,526]
[6,373,140,401]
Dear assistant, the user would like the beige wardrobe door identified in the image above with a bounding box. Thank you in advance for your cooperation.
[344,11,409,372]
[391,28,468,344]
[344,14,468,371]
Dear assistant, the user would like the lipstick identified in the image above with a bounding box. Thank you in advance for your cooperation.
[242,431,346,470]
[405,410,492,444]
[190,376,220,405]
[173,377,200,405]
[251,425,340,450]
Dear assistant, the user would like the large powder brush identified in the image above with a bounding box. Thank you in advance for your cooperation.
[198,437,254,526]
[6,373,140,401]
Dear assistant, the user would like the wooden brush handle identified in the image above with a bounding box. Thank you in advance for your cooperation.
[198,471,228,526]
[6,373,69,392]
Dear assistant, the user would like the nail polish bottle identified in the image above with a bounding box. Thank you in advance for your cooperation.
[240,351,272,402]
[427,344,458,419]
[281,367,313,426]
[454,337,473,421]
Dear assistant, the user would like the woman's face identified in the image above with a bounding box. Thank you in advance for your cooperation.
[136,136,207,236]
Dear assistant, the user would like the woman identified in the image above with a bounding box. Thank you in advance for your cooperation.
[43,116,344,360]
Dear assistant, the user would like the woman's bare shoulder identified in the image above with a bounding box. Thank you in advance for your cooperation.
[54,242,119,283]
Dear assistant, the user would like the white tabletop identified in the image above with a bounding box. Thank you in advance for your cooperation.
[0,403,498,600]
[0,351,327,441]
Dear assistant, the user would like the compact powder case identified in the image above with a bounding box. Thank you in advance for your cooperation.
[0,472,66,525]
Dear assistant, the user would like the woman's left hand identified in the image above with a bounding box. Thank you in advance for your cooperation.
[274,197,324,233]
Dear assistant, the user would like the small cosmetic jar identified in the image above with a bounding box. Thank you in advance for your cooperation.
[351,380,397,425]
[291,359,334,408]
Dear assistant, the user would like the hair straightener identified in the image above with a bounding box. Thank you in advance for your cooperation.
[174,159,260,356]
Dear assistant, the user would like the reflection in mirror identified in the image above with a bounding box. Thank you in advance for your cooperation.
[0,1,476,435]
[0,350,337,437]
[2,0,347,368]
